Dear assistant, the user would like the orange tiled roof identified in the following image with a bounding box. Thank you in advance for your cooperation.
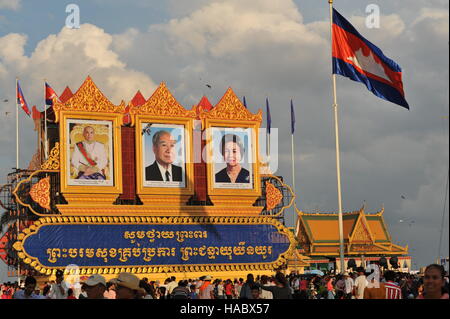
[296,206,407,256]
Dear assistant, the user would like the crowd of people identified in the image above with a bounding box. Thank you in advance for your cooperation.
[1,264,448,300]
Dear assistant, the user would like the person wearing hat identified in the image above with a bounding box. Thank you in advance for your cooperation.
[110,273,145,299]
[354,267,368,299]
[48,270,68,299]
[83,274,107,299]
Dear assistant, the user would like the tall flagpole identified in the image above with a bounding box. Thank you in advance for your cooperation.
[290,100,296,230]
[291,134,296,205]
[44,79,48,160]
[16,78,19,170]
[15,78,21,286]
[266,98,271,167]
[291,116,297,272]
[329,0,345,274]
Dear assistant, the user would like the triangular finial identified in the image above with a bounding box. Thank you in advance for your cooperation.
[131,90,146,107]
[198,96,213,112]
[379,203,385,215]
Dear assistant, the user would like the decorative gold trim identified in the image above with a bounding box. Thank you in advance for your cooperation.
[130,82,196,126]
[59,112,123,198]
[14,216,296,276]
[205,119,262,201]
[52,77,126,123]
[41,143,60,170]
[13,170,57,216]
[348,213,375,248]
[29,176,51,210]
[55,205,264,216]
[201,88,262,123]
[265,181,283,211]
[135,115,195,198]
[264,175,296,218]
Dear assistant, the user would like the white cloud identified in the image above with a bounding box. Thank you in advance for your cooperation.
[0,23,157,179]
[0,33,28,70]
[0,0,20,10]
[0,23,157,105]
[163,0,317,58]
[412,8,449,39]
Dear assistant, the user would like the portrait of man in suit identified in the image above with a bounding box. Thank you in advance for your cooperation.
[145,130,183,182]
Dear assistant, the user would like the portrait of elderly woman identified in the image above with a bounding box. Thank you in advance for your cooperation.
[215,133,250,184]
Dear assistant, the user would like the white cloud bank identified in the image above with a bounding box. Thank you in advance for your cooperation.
[0,0,21,10]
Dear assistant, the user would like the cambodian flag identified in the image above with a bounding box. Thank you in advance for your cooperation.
[17,81,31,116]
[45,82,59,105]
[332,8,409,109]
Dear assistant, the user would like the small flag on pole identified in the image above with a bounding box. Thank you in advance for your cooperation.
[31,105,42,131]
[332,8,409,109]
[290,99,295,135]
[16,81,31,116]
[32,105,42,120]
[45,82,60,105]
[266,97,271,135]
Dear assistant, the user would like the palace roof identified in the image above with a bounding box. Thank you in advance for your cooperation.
[296,205,408,256]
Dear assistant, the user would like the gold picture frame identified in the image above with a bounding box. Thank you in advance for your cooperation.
[135,115,194,201]
[59,112,123,197]
[205,119,261,200]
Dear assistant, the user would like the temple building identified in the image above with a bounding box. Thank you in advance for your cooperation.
[287,205,410,273]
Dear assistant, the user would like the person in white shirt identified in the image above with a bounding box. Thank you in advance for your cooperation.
[259,275,273,299]
[48,270,69,299]
[354,268,368,299]
[216,280,225,299]
[71,126,108,180]
[166,276,178,297]
[343,272,355,299]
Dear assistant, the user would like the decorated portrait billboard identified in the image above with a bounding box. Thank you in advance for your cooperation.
[67,119,114,187]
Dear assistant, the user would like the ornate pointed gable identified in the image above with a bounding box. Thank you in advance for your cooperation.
[365,207,391,243]
[129,82,196,119]
[296,213,312,253]
[350,215,375,245]
[52,76,126,122]
[202,88,262,122]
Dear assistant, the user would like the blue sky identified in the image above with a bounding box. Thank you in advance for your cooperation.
[1,1,169,52]
[0,0,449,283]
